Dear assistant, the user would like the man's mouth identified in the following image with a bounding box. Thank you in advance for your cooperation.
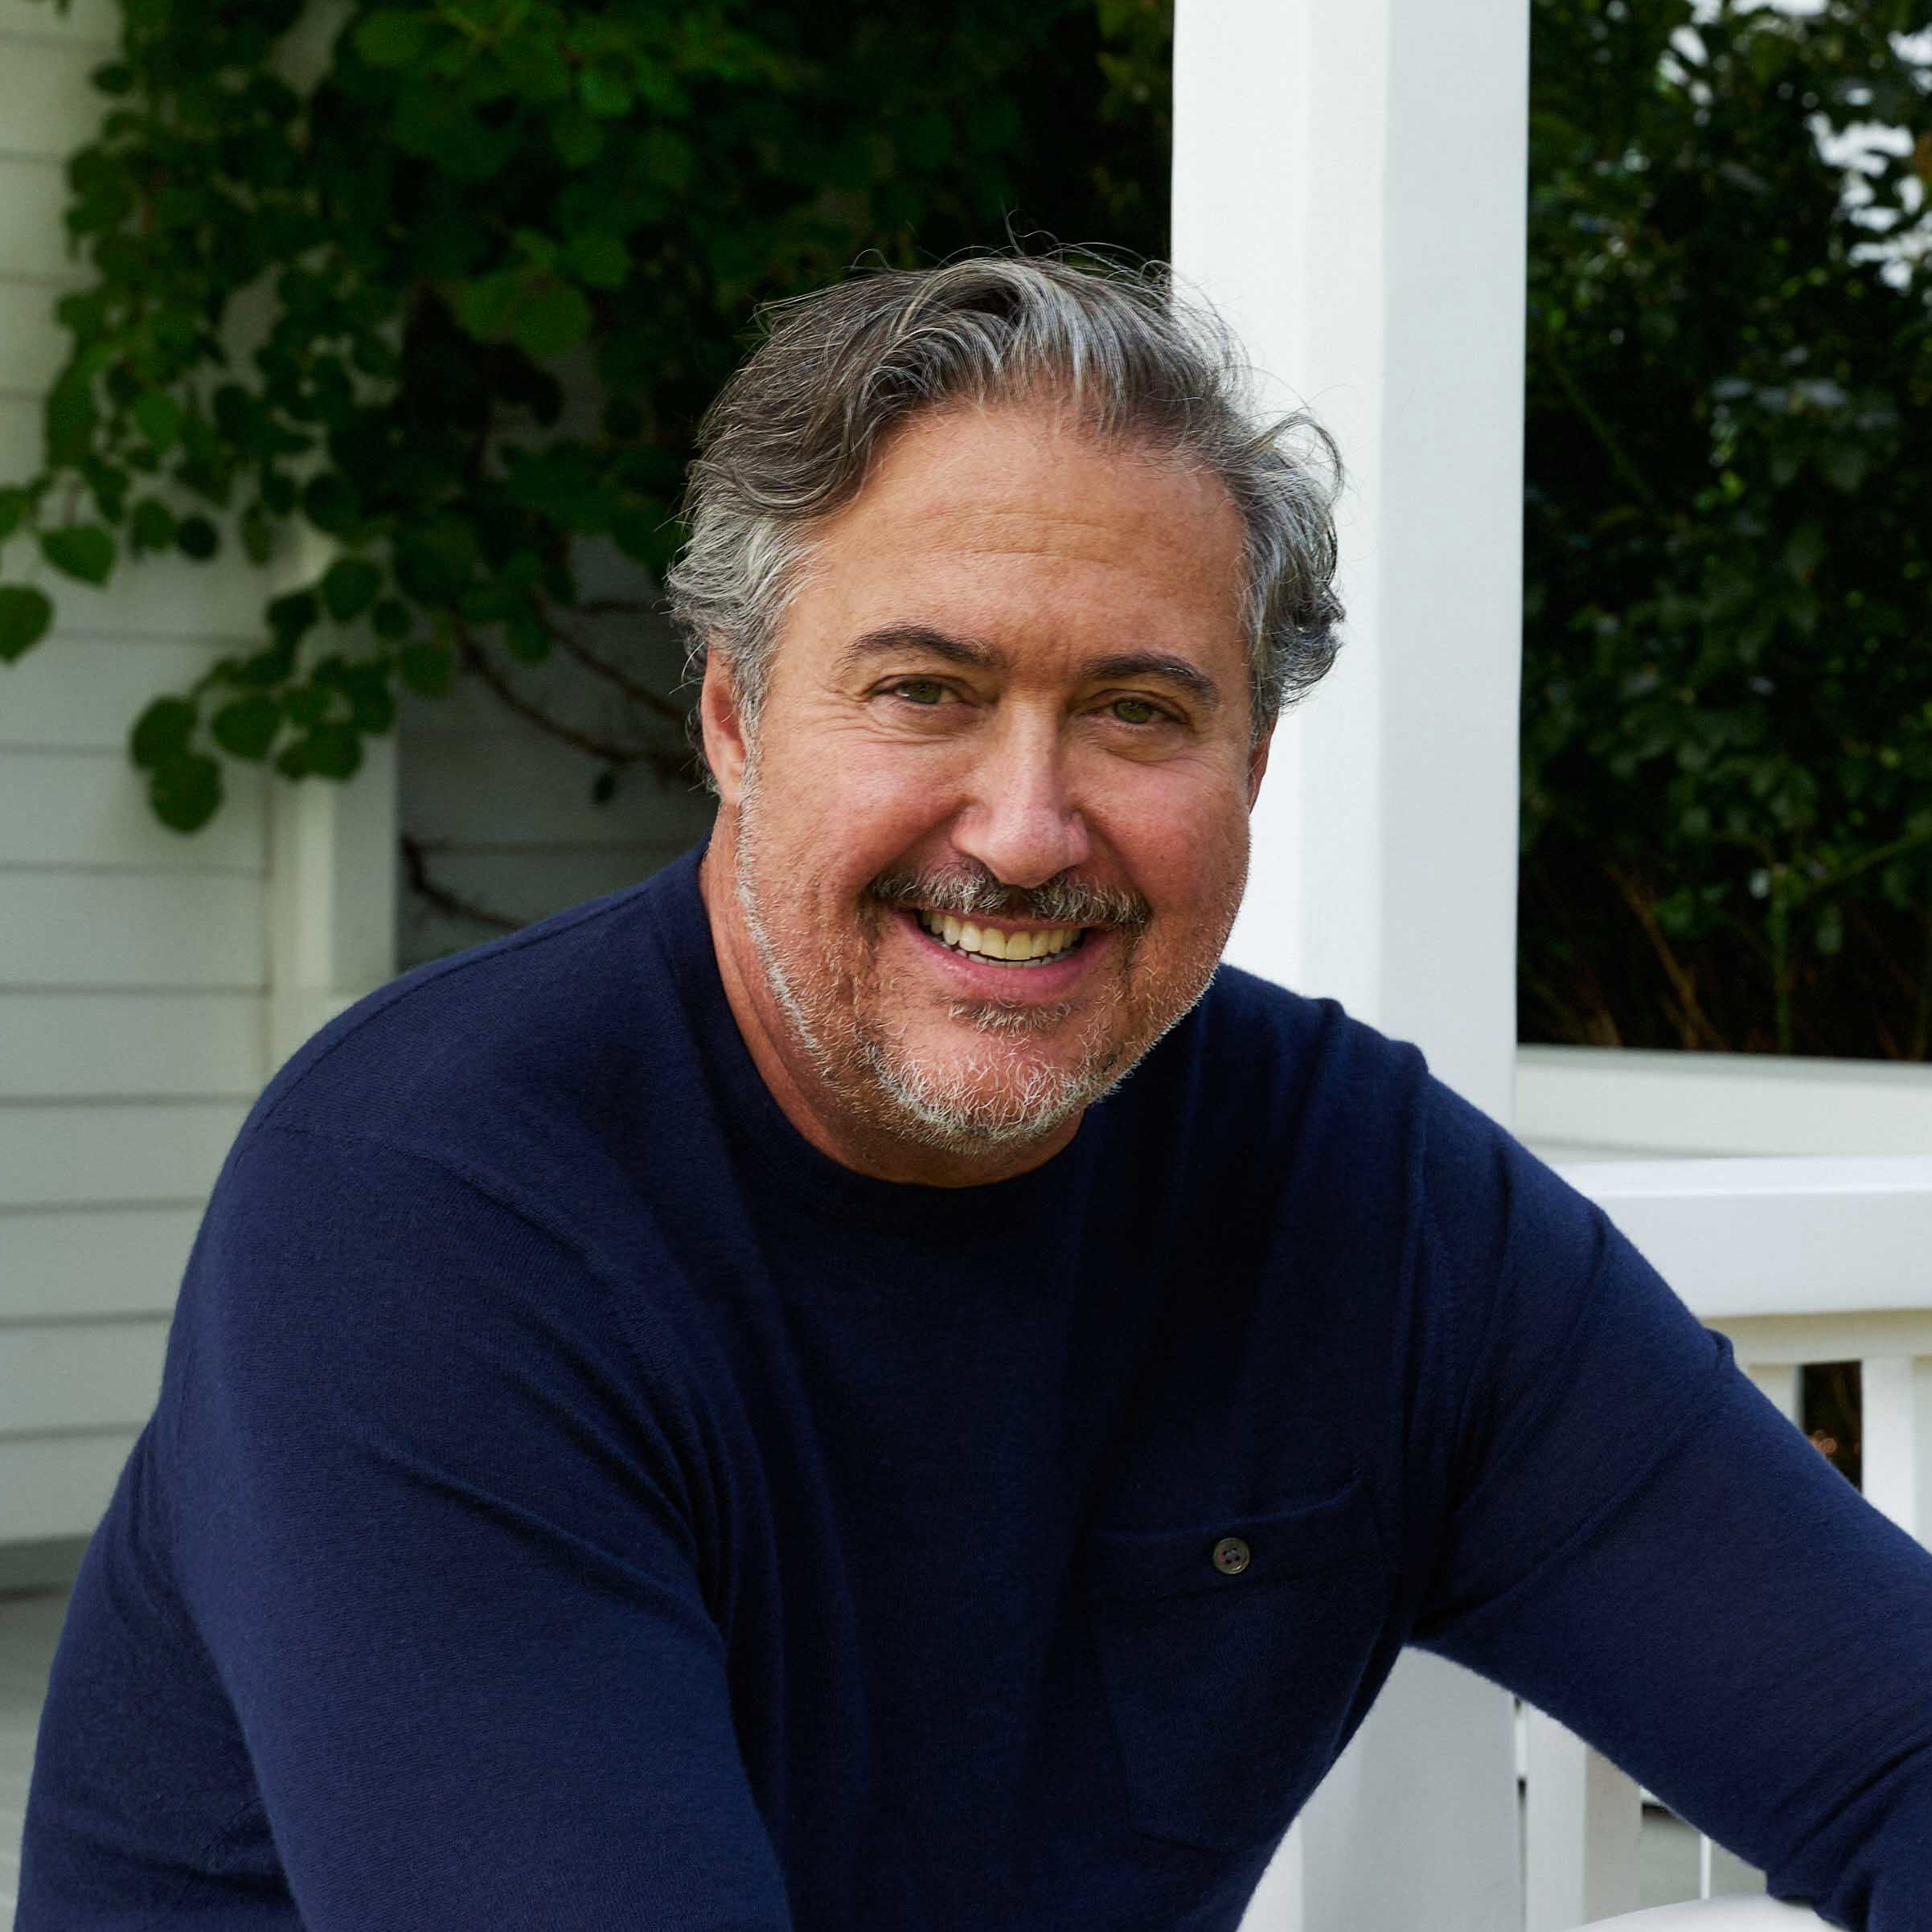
[913,908,1091,968]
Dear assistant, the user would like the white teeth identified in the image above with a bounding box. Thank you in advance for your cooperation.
[914,909,1086,966]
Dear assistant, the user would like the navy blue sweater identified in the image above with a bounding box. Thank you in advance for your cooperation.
[20,843,1932,1929]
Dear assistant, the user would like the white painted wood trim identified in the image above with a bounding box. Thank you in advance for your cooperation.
[1519,1045,1932,1159]
[265,731,398,1072]
[1555,1155,1932,1321]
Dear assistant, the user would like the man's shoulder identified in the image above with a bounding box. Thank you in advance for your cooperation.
[245,853,706,1187]
[1175,962,1432,1119]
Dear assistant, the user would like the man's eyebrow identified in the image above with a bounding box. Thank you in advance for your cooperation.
[835,628,1224,713]
[1082,652,1223,713]
[834,626,1002,676]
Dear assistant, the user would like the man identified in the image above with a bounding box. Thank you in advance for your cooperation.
[18,256,1932,1930]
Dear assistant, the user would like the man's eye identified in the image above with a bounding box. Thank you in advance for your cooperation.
[888,679,952,706]
[1108,697,1169,726]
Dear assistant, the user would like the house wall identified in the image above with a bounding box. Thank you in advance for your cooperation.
[0,0,280,1563]
[395,584,715,971]
[0,1,706,1564]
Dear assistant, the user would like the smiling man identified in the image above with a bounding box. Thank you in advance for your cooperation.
[20,257,1932,1932]
[699,392,1263,1185]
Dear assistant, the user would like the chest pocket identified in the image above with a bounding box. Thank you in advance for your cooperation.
[1085,1474,1388,1854]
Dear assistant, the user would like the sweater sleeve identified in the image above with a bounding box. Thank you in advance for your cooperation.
[1406,1081,1932,1931]
[161,1122,793,1932]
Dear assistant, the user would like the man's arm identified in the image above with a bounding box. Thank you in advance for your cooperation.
[1406,1083,1932,1929]
[159,1124,792,1931]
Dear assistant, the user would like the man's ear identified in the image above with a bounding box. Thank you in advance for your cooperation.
[699,649,750,806]
[1245,719,1274,811]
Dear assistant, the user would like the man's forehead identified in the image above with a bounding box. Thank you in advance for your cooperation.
[836,401,1237,531]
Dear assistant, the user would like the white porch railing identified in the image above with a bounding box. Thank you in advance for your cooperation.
[1591,1902,1823,1928]
[1519,1153,1932,1927]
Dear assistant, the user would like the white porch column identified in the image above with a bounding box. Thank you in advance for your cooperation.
[263,531,400,1071]
[1172,0,1532,1927]
[265,732,398,1072]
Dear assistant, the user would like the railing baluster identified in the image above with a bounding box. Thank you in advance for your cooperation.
[1859,1355,1932,1546]
[1524,1706,1641,1930]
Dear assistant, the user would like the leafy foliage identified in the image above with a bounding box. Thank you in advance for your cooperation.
[0,0,1165,832]
[10,0,1926,1060]
[1522,0,1932,1056]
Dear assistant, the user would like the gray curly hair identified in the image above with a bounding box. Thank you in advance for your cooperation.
[665,252,1343,786]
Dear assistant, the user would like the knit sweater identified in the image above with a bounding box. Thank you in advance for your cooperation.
[19,842,1932,1929]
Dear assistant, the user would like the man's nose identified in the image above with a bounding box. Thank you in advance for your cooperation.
[949,717,1092,889]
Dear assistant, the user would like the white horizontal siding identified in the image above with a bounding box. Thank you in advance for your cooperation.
[0,749,266,869]
[397,842,698,964]
[0,32,105,160]
[0,1319,167,1435]
[0,1431,139,1544]
[0,154,68,282]
[0,276,74,392]
[0,1100,244,1209]
[0,0,117,51]
[0,634,246,749]
[0,991,260,1096]
[397,603,712,966]
[0,872,264,987]
[402,723,713,850]
[0,1205,199,1319]
[0,0,289,1549]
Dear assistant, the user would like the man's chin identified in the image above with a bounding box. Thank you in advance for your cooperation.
[855,1036,1121,1153]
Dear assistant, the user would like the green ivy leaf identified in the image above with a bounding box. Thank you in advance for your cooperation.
[371,596,412,640]
[511,283,593,361]
[565,233,630,289]
[268,589,319,646]
[302,473,357,535]
[131,392,182,450]
[580,67,632,119]
[175,515,219,560]
[130,695,197,769]
[349,683,396,734]
[46,377,96,466]
[130,498,176,552]
[399,638,455,695]
[322,556,382,623]
[453,272,523,343]
[240,503,273,564]
[0,585,54,662]
[39,523,116,585]
[354,10,438,68]
[551,109,605,168]
[505,603,552,662]
[149,751,223,832]
[0,486,31,543]
[211,694,281,761]
[299,722,363,779]
[285,683,331,727]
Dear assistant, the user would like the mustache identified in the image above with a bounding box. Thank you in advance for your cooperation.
[869,863,1151,933]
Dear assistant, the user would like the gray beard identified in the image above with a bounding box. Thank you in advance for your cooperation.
[731,765,1140,1154]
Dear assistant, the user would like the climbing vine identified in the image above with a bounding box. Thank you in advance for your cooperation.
[0,0,1167,828]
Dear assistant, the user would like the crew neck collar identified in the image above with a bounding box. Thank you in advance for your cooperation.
[646,841,1110,1243]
